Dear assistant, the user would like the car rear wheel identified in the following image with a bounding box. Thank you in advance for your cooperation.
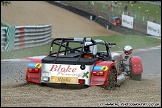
[103,68,116,90]
[131,74,141,81]
[39,83,46,86]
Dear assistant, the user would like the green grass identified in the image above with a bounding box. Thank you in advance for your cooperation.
[92,35,161,51]
[119,1,161,16]
[118,1,161,22]
[63,1,161,24]
[104,1,160,22]
[1,35,161,60]
[1,43,51,60]
[1,21,10,27]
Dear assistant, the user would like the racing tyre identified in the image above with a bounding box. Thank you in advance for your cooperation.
[39,83,46,86]
[129,61,142,81]
[103,68,116,90]
[131,74,141,81]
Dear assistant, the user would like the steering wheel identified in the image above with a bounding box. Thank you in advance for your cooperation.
[97,52,107,60]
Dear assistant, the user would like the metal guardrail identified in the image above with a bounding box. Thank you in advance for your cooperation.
[1,24,52,52]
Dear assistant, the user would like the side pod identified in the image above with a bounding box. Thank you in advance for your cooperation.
[90,61,116,86]
[26,58,42,83]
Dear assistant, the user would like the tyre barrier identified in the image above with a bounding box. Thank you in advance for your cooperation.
[111,25,148,35]
[47,1,69,9]
[95,16,114,29]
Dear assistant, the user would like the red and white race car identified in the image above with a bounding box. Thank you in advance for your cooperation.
[26,37,143,90]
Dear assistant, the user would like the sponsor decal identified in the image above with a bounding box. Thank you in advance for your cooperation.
[123,19,132,25]
[101,66,108,71]
[28,62,42,68]
[35,63,42,68]
[147,26,159,33]
[82,71,90,78]
[49,64,77,72]
[93,66,108,71]
[49,64,79,76]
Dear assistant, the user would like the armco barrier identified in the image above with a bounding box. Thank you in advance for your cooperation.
[5,26,16,51]
[1,27,7,52]
[1,24,52,52]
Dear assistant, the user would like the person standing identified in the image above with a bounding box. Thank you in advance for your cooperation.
[124,5,128,12]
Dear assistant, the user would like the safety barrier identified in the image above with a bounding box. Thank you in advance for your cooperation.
[95,16,114,29]
[1,24,52,52]
[48,1,148,36]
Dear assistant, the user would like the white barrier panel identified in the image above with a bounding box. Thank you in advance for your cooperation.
[1,27,6,52]
[147,21,161,37]
[122,14,134,29]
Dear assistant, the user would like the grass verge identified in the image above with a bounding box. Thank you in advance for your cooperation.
[1,35,161,60]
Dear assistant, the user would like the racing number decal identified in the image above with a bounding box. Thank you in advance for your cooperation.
[101,66,108,71]
[35,63,42,68]
[82,71,90,78]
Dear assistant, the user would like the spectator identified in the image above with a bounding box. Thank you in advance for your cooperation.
[115,1,117,5]
[124,5,128,12]
[111,1,113,7]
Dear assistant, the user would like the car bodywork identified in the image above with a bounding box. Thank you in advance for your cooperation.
[26,37,143,90]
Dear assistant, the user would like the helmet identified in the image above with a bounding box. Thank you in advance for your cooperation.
[84,42,97,55]
[123,45,133,55]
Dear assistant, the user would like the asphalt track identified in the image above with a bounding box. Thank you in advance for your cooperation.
[132,48,161,75]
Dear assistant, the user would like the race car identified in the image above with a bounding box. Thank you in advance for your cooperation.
[26,37,143,90]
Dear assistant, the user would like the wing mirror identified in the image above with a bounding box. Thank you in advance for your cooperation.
[123,45,133,55]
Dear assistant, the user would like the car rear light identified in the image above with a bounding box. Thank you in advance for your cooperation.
[92,71,104,76]
[78,79,85,84]
[28,68,39,73]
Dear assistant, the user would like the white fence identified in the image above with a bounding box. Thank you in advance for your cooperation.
[121,14,161,37]
[1,24,52,52]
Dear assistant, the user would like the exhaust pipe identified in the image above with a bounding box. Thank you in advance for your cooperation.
[116,72,126,86]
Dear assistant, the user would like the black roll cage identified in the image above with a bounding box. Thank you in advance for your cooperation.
[49,37,115,63]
